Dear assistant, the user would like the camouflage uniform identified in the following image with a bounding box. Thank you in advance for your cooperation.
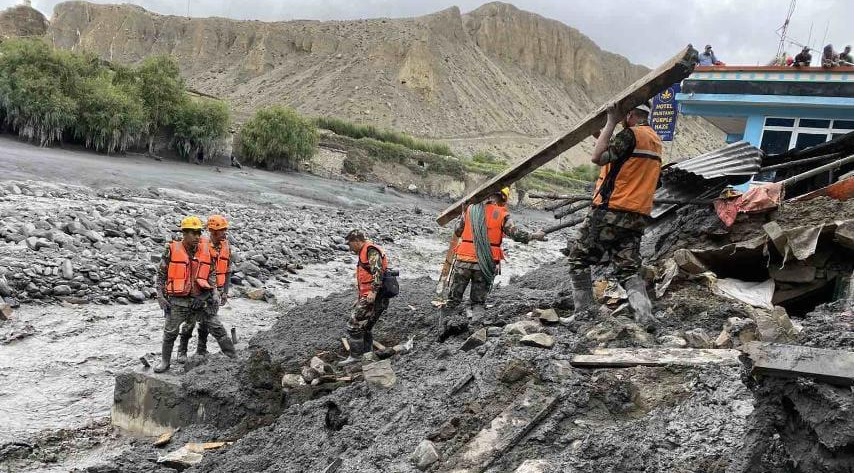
[568,124,652,282]
[179,239,234,355]
[346,246,387,354]
[447,208,533,310]
[156,242,233,357]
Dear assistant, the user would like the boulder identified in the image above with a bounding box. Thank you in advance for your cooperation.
[127,290,146,303]
[301,366,320,383]
[410,440,439,470]
[460,328,487,352]
[157,446,203,468]
[309,356,334,375]
[245,276,264,288]
[657,335,688,348]
[246,288,266,300]
[61,259,73,279]
[362,359,396,388]
[503,320,541,336]
[519,333,555,349]
[683,328,713,348]
[535,308,559,325]
[753,306,796,342]
[281,373,307,389]
[52,285,72,296]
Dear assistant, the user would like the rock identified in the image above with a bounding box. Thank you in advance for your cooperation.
[250,254,267,265]
[309,356,334,375]
[503,320,542,336]
[715,317,757,348]
[683,328,712,348]
[127,290,145,303]
[246,288,266,300]
[486,326,503,337]
[0,303,12,320]
[61,259,73,279]
[673,249,708,274]
[238,261,261,276]
[519,333,555,349]
[123,227,136,237]
[116,297,130,305]
[82,230,104,243]
[499,360,533,384]
[460,328,487,352]
[157,446,203,468]
[407,183,419,193]
[535,308,559,325]
[753,306,796,342]
[0,276,11,297]
[410,440,439,470]
[515,459,552,473]
[362,359,396,388]
[657,335,688,348]
[52,285,72,296]
[543,359,573,381]
[25,236,38,250]
[301,365,320,383]
[245,276,263,288]
[281,373,307,389]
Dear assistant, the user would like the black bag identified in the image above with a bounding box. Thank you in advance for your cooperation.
[380,269,400,298]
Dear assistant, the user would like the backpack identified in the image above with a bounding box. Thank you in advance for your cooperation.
[380,268,400,299]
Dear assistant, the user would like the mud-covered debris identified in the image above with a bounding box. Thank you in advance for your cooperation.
[503,320,541,336]
[570,347,741,368]
[157,445,203,468]
[410,439,439,470]
[514,459,552,472]
[310,356,334,375]
[742,342,854,385]
[362,359,396,388]
[683,328,713,348]
[281,374,306,389]
[535,308,559,325]
[300,366,320,384]
[0,303,11,320]
[520,333,555,349]
[428,417,460,441]
[657,334,688,348]
[714,317,757,348]
[673,249,708,274]
[153,428,177,447]
[245,288,266,301]
[460,328,487,352]
[752,307,797,342]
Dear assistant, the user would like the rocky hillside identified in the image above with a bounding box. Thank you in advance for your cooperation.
[38,1,721,165]
[0,4,48,38]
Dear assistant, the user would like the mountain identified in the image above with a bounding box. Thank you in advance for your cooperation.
[33,2,724,164]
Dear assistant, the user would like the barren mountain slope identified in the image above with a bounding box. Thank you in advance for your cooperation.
[43,1,723,164]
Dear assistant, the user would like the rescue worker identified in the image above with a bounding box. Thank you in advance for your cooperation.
[339,230,390,366]
[440,188,545,338]
[154,216,235,373]
[568,100,663,329]
[176,215,232,363]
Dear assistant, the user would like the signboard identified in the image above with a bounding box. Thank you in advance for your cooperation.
[650,83,681,141]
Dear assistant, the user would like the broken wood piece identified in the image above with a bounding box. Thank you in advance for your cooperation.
[570,348,741,368]
[742,341,854,386]
[444,386,560,472]
[322,458,343,473]
[153,428,177,447]
[341,338,350,352]
[372,340,386,351]
[435,45,699,226]
[543,216,586,235]
[447,372,474,396]
[139,356,151,368]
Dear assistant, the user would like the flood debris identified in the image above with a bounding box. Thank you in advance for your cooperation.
[742,341,854,386]
[570,347,741,368]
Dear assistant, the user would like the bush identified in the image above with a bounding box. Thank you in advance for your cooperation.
[136,55,186,152]
[342,149,374,178]
[0,39,79,146]
[239,106,318,170]
[315,116,453,156]
[74,74,146,153]
[172,98,230,160]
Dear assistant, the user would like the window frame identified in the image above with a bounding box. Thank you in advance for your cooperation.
[761,117,853,150]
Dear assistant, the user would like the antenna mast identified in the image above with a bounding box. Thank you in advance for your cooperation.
[776,0,797,58]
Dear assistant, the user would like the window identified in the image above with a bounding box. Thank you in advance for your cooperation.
[765,118,795,127]
[760,117,852,153]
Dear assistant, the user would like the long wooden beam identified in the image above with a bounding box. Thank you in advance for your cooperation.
[436,45,699,226]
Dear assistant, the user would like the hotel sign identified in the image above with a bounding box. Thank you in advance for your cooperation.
[651,83,681,141]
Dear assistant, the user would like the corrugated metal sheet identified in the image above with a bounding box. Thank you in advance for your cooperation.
[671,141,763,179]
[650,180,724,219]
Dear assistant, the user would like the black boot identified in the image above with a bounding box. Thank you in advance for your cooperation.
[196,325,209,356]
[338,336,364,366]
[154,338,175,373]
[176,332,191,364]
[570,268,595,316]
[216,335,236,358]
[624,275,656,331]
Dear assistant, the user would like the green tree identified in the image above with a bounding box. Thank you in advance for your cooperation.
[74,73,146,153]
[135,55,185,153]
[172,98,230,160]
[238,106,318,170]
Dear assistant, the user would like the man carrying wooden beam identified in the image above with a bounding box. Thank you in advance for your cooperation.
[567,100,662,329]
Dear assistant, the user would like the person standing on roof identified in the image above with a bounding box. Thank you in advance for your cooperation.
[698,45,718,66]
[339,230,391,366]
[567,100,663,330]
[154,216,235,373]
[175,215,233,363]
[439,188,545,340]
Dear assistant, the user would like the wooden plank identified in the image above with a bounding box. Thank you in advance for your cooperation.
[742,341,854,386]
[444,385,559,473]
[435,45,699,226]
[570,348,741,368]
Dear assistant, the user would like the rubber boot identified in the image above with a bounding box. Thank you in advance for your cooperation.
[154,338,174,373]
[176,332,191,364]
[196,325,209,356]
[216,335,237,358]
[570,268,595,315]
[624,275,656,331]
[338,337,364,366]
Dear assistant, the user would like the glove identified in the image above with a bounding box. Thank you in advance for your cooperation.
[157,295,170,311]
[365,291,377,304]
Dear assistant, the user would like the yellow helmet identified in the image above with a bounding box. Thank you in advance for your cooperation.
[180,216,204,231]
[498,187,511,200]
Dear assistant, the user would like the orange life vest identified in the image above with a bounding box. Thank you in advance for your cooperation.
[356,242,388,298]
[455,203,508,263]
[592,125,663,216]
[165,238,213,297]
[209,239,231,288]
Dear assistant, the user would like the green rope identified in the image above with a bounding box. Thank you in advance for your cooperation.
[469,203,496,288]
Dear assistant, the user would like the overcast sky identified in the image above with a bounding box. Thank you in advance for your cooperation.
[8,0,855,67]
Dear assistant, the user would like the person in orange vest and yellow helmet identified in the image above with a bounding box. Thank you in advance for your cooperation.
[175,214,234,363]
[439,187,545,341]
[153,216,235,373]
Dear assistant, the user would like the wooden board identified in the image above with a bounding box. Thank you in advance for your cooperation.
[435,45,699,226]
[444,386,559,473]
[742,341,854,386]
[570,348,741,368]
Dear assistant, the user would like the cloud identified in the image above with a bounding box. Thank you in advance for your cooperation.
[8,0,854,67]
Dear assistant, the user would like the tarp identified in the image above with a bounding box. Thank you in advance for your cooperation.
[714,182,784,227]
[710,277,775,310]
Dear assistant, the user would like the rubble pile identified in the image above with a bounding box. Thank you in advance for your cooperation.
[0,180,439,305]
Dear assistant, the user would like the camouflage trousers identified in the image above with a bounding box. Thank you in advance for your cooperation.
[346,296,390,355]
[567,208,648,282]
[447,261,493,308]
[170,297,228,344]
